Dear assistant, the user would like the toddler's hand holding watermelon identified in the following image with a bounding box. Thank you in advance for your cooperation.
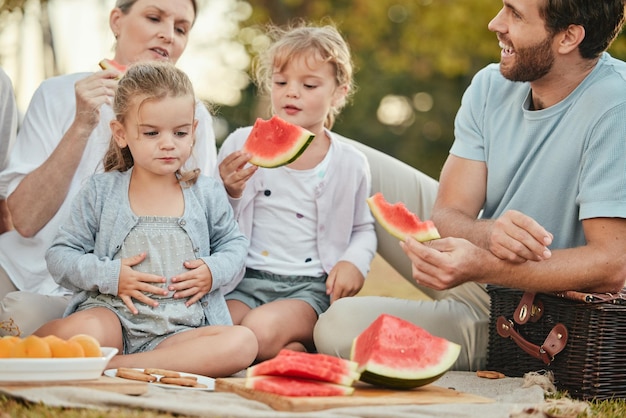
[367,193,440,242]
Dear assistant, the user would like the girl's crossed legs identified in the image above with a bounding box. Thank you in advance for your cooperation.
[34,307,257,377]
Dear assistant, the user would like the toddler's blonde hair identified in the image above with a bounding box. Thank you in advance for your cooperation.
[254,21,355,129]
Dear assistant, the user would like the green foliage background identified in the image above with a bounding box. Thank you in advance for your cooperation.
[2,0,625,180]
[220,0,626,180]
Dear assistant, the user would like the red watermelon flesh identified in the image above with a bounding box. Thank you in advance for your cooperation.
[274,349,358,371]
[247,349,360,386]
[242,115,315,168]
[367,192,440,242]
[98,58,127,79]
[246,376,354,396]
[350,314,461,389]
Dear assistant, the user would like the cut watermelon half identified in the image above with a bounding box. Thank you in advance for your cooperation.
[350,314,461,389]
[98,58,127,79]
[246,376,354,396]
[367,192,440,242]
[242,115,315,168]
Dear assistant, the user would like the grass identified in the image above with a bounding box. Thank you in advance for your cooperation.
[2,391,626,417]
[1,256,625,417]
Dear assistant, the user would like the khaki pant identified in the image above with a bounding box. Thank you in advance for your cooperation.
[313,290,489,371]
[315,139,491,371]
[0,265,70,337]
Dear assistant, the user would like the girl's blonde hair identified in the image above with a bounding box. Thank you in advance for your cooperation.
[254,21,355,129]
[103,61,200,184]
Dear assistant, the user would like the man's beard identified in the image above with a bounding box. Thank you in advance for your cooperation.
[500,35,555,82]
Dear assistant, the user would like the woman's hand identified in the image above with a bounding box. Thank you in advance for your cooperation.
[74,70,120,131]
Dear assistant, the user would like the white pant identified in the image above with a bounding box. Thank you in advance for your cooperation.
[0,265,70,337]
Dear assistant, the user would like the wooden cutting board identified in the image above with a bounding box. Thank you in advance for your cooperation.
[215,378,493,412]
[0,375,148,395]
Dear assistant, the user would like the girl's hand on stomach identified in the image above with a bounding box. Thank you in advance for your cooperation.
[169,259,212,306]
[117,252,167,314]
[74,70,120,131]
[326,261,365,304]
[218,150,257,198]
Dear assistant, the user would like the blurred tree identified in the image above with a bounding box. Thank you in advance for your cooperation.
[3,0,625,179]
[221,0,626,179]
[0,0,29,13]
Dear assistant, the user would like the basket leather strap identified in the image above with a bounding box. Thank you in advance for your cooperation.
[496,316,568,365]
[513,292,544,324]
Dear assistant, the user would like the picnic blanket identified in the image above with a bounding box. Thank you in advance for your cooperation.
[0,371,549,417]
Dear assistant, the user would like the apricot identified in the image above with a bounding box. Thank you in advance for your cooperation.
[9,335,52,358]
[44,335,86,358]
[69,334,102,357]
[0,336,19,358]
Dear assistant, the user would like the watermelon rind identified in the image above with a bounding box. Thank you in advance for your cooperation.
[358,371,446,390]
[353,343,461,389]
[367,192,440,242]
[242,116,315,168]
[98,59,126,79]
[350,314,461,390]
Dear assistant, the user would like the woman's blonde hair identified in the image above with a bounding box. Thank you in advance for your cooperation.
[115,0,198,25]
[254,20,355,129]
[103,61,200,184]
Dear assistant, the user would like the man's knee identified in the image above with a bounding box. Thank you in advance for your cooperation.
[0,292,70,337]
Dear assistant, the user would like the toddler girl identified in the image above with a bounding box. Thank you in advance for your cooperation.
[217,22,377,361]
[35,62,257,377]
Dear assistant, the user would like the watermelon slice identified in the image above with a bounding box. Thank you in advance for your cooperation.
[246,376,354,396]
[98,58,127,79]
[367,192,440,242]
[242,115,315,168]
[350,314,461,389]
[247,349,360,386]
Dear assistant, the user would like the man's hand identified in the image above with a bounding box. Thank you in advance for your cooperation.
[488,210,553,263]
[400,237,484,291]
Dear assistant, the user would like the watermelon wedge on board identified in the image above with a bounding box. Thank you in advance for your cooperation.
[367,192,440,242]
[98,58,127,79]
[242,115,315,168]
[350,314,461,389]
[247,349,360,386]
[246,376,354,396]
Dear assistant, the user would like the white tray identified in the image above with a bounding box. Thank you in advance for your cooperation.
[104,368,215,391]
[0,347,118,382]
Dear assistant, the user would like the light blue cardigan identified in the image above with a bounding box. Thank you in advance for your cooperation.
[46,169,248,326]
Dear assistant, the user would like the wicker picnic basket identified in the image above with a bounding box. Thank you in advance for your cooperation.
[487,285,626,400]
